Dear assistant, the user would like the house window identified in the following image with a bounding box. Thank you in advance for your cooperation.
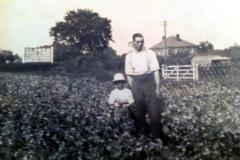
[190,48,194,54]
[174,48,178,54]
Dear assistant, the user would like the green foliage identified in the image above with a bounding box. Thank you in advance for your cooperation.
[0,49,22,64]
[0,63,55,72]
[97,47,124,70]
[0,74,164,160]
[50,45,123,80]
[227,46,240,61]
[53,44,79,62]
[50,9,112,53]
[0,73,240,159]
[198,62,240,87]
[75,47,124,80]
[198,41,214,54]
[161,81,240,159]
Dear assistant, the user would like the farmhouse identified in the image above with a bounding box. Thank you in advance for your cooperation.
[150,34,198,56]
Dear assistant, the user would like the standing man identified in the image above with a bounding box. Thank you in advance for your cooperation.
[125,33,163,138]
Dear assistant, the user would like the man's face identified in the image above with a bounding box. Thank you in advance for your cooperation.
[133,36,144,51]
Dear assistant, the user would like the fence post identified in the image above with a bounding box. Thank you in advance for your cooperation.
[176,64,179,81]
[196,64,199,81]
[193,64,196,81]
[193,64,195,81]
[193,64,199,81]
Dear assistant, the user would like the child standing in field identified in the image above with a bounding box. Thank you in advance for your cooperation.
[108,73,135,118]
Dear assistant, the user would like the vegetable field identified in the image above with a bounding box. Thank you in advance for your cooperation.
[0,73,240,159]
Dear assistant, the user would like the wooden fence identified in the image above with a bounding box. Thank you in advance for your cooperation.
[161,62,240,87]
[198,62,240,86]
[161,64,199,81]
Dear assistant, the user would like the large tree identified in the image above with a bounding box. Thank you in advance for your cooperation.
[50,9,112,53]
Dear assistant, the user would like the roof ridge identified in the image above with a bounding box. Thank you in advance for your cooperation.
[150,35,197,49]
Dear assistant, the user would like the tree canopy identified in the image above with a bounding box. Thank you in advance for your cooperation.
[0,49,22,64]
[50,9,112,53]
[198,41,214,54]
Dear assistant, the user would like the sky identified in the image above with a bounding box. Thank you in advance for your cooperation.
[1,0,240,57]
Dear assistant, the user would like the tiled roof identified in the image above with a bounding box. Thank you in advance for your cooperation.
[150,35,197,49]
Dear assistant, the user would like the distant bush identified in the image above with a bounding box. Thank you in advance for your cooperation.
[0,49,22,64]
[75,47,124,80]
[52,46,124,80]
[77,48,123,70]
[0,63,55,72]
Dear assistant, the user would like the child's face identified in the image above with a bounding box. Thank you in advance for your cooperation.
[114,81,125,90]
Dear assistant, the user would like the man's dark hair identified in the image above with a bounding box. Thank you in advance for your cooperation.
[132,33,143,41]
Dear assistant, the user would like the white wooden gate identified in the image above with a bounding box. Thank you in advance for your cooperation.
[161,65,199,81]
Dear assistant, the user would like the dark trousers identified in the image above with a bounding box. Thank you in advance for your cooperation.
[131,73,164,138]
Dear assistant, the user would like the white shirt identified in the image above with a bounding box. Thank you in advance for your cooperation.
[125,49,160,76]
[108,88,134,106]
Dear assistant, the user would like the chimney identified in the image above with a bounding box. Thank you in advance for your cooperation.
[176,34,181,41]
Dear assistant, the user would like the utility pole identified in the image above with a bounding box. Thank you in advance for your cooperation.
[161,20,167,65]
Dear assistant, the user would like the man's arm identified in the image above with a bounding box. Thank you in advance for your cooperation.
[147,50,160,97]
[153,70,161,97]
[126,75,133,89]
[125,53,134,88]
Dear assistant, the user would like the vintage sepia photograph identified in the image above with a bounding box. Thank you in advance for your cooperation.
[1,0,240,159]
